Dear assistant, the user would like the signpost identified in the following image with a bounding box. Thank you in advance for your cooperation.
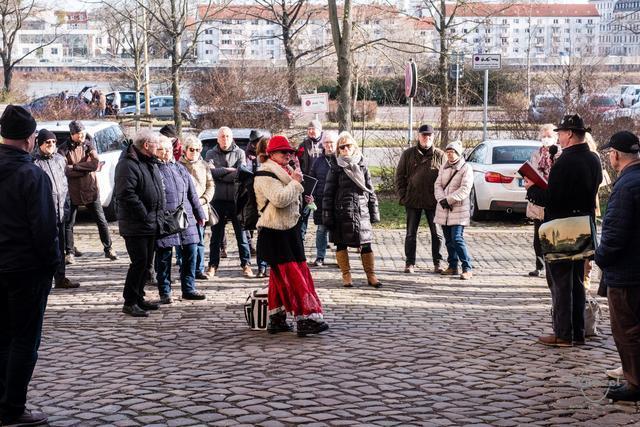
[472,54,501,141]
[450,52,464,112]
[300,92,329,116]
[405,59,417,145]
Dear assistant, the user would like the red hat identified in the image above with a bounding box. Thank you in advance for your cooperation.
[266,135,295,154]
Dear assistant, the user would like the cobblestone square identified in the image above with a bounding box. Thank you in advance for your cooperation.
[29,223,640,426]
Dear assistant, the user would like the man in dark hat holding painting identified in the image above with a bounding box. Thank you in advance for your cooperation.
[524,114,602,347]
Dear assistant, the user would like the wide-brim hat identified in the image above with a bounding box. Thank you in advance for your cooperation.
[266,135,295,154]
[554,114,591,133]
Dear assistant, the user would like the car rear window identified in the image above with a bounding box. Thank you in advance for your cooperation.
[93,125,127,154]
[492,146,538,164]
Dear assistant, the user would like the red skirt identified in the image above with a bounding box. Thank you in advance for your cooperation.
[268,261,323,317]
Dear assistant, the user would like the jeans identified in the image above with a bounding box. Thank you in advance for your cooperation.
[209,200,250,268]
[196,225,206,274]
[122,236,155,306]
[404,207,444,266]
[533,219,544,271]
[156,244,197,297]
[315,224,329,261]
[0,269,52,421]
[65,199,112,254]
[54,222,66,283]
[442,225,472,272]
[546,260,585,342]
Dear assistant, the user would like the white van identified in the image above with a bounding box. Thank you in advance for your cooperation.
[36,120,128,220]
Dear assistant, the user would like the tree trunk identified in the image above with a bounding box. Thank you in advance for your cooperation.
[438,0,450,148]
[286,59,299,105]
[337,50,352,132]
[172,41,182,133]
[3,62,12,93]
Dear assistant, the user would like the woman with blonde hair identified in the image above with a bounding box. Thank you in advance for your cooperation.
[322,131,381,288]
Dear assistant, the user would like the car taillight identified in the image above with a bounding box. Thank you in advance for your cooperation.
[485,172,514,184]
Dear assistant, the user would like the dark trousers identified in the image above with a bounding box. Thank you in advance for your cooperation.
[404,207,443,266]
[209,200,250,268]
[0,269,52,421]
[299,208,311,242]
[533,219,544,271]
[608,287,640,387]
[54,222,66,284]
[65,199,112,254]
[545,260,586,342]
[122,236,155,306]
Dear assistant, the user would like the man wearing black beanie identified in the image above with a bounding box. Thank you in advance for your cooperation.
[0,105,58,426]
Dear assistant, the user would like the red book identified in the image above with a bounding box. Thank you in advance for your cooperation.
[518,160,548,190]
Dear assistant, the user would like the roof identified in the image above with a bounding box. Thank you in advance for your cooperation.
[445,3,599,18]
[198,4,405,22]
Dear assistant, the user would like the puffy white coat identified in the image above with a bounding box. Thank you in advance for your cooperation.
[254,159,304,230]
[434,159,474,226]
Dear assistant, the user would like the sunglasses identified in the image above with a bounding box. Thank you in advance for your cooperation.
[338,144,353,150]
[188,148,201,152]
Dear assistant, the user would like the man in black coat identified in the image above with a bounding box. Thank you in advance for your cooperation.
[0,105,58,426]
[115,129,166,317]
[525,114,602,347]
[298,119,323,241]
[596,131,640,402]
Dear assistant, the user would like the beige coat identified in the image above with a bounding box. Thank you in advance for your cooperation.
[254,159,303,230]
[434,159,474,226]
[179,157,215,222]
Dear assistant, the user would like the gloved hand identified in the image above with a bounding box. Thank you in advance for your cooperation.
[439,199,452,210]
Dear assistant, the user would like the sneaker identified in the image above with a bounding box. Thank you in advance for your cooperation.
[313,259,324,267]
[256,267,267,278]
[138,300,159,311]
[267,312,293,334]
[159,295,173,304]
[73,247,83,257]
[195,271,210,280]
[2,409,48,426]
[404,264,415,273]
[206,266,217,277]
[606,366,624,380]
[433,263,444,274]
[65,253,75,265]
[183,291,206,300]
[537,334,573,347]
[104,249,119,260]
[297,319,329,337]
[242,265,255,278]
[529,269,543,277]
[122,304,148,317]
[220,248,228,258]
[440,267,459,276]
[55,277,80,289]
[460,271,473,280]
[605,383,640,402]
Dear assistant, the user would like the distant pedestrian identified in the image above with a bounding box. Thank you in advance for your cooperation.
[98,90,107,117]
[526,123,559,277]
[58,120,118,264]
[33,129,80,289]
[322,131,382,288]
[396,123,445,274]
[0,105,59,426]
[596,131,640,402]
[298,119,323,241]
[254,135,328,337]
[160,124,183,162]
[115,129,166,317]
[434,140,474,280]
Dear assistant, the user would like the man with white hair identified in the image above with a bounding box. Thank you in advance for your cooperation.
[205,127,253,277]
[115,129,166,317]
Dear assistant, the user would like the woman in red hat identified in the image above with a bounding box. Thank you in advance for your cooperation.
[254,135,329,337]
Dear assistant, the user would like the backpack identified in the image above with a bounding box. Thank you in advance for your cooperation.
[235,168,277,231]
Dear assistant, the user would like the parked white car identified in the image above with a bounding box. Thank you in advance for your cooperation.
[465,139,543,220]
[36,120,128,220]
[619,85,640,108]
[603,102,640,123]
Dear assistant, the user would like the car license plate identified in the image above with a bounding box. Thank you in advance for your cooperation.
[518,178,524,187]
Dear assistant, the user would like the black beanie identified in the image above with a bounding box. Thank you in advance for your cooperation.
[37,129,57,146]
[0,105,37,139]
[160,124,178,138]
[69,120,85,134]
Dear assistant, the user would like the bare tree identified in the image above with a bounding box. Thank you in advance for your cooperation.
[328,0,353,132]
[0,0,59,93]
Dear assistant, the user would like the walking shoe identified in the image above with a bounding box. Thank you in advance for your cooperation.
[312,259,324,267]
[195,271,210,280]
[256,266,267,278]
[138,300,159,310]
[242,265,255,278]
[433,263,444,274]
[104,249,119,260]
[606,366,624,380]
[159,295,173,304]
[537,335,573,347]
[220,248,228,258]
[404,264,415,274]
[65,253,75,265]
[55,277,80,289]
[267,312,293,334]
[122,304,148,317]
[2,409,48,426]
[206,266,217,277]
[183,291,206,300]
[529,269,543,277]
[73,247,83,257]
[605,383,640,402]
[440,267,459,276]
[297,319,329,337]
[460,271,473,280]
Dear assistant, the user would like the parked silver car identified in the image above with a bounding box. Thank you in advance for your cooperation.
[118,95,195,121]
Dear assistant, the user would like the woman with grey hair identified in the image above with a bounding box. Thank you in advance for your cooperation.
[178,134,215,280]
[115,129,166,317]
[155,136,207,304]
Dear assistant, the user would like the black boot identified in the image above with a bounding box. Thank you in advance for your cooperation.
[296,318,329,337]
[267,311,293,334]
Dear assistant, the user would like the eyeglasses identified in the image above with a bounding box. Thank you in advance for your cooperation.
[188,148,201,152]
[42,140,56,145]
[338,144,353,151]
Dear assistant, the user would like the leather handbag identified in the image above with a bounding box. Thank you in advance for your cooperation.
[538,215,597,262]
[159,203,188,237]
[208,205,219,226]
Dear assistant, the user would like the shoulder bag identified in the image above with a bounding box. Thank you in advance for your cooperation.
[159,168,190,237]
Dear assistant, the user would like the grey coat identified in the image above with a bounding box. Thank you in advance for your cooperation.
[205,143,245,202]
[33,150,68,224]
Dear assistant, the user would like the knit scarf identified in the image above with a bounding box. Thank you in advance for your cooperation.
[336,151,372,194]
[537,146,552,179]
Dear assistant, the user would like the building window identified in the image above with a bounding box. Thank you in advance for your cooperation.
[221,40,231,45]
[51,48,58,55]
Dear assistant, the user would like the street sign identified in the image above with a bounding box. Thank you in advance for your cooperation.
[449,63,463,79]
[301,92,329,114]
[405,60,417,98]
[472,54,501,70]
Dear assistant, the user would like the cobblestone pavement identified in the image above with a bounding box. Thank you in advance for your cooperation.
[27,222,640,426]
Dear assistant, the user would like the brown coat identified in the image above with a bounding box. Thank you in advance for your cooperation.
[58,137,100,205]
[396,145,445,210]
